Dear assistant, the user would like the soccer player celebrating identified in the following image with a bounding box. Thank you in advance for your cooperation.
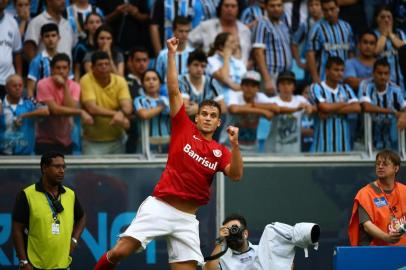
[94,38,243,270]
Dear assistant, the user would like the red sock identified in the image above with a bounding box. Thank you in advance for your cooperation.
[94,252,116,270]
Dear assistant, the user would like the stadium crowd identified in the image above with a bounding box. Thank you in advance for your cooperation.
[1,0,406,155]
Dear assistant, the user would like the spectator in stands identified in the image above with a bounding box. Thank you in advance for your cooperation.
[207,32,247,102]
[266,71,315,153]
[80,51,132,155]
[66,0,104,40]
[36,53,93,155]
[14,0,31,38]
[359,58,406,150]
[374,5,406,90]
[83,25,125,77]
[27,23,60,97]
[306,0,355,83]
[228,71,279,152]
[301,86,315,152]
[179,49,226,118]
[134,70,170,154]
[189,0,252,63]
[292,0,323,71]
[0,0,22,99]
[97,1,150,53]
[253,0,292,96]
[24,0,76,61]
[0,75,49,155]
[72,12,103,82]
[240,0,266,30]
[156,16,193,86]
[309,56,361,152]
[125,47,150,154]
[150,0,203,57]
[127,47,150,102]
[348,149,406,246]
[344,30,377,92]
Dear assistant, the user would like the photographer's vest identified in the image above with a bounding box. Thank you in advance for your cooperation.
[348,181,406,246]
[24,184,75,269]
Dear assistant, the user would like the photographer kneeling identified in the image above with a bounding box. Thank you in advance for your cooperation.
[204,214,320,270]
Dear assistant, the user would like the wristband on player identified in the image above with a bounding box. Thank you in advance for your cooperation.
[71,237,78,245]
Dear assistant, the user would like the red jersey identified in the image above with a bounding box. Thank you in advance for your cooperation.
[152,105,231,205]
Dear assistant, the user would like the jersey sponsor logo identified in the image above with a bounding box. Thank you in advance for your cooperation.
[213,149,222,157]
[192,135,202,141]
[323,43,350,51]
[373,197,388,208]
[183,143,218,170]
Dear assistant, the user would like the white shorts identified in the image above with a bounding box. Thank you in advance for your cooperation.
[120,196,204,264]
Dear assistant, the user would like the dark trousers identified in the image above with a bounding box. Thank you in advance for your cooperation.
[399,44,406,88]
[35,142,73,155]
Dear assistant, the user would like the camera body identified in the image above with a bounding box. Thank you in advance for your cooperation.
[52,198,64,213]
[399,223,406,234]
[227,225,244,242]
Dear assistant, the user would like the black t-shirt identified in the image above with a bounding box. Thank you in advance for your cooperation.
[95,0,152,53]
[12,182,85,228]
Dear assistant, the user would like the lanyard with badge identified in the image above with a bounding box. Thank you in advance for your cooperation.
[45,193,61,235]
[376,181,405,232]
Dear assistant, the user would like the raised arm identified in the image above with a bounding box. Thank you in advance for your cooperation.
[167,38,184,116]
[224,126,243,181]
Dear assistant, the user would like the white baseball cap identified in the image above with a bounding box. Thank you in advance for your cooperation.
[241,70,261,84]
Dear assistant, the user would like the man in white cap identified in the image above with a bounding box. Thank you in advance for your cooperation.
[227,70,279,152]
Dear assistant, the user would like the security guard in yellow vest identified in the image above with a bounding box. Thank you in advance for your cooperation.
[12,151,86,270]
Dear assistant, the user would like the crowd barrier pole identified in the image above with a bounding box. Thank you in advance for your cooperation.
[363,113,373,158]
[141,120,152,160]
[398,128,406,160]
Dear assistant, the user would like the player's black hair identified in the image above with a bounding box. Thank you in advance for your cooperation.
[172,16,191,30]
[129,46,149,59]
[321,0,338,5]
[358,29,378,42]
[91,50,109,65]
[84,11,103,25]
[217,0,243,19]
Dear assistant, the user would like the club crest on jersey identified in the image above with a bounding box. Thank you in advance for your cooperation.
[213,149,222,157]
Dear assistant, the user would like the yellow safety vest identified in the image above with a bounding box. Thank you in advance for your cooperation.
[24,184,75,269]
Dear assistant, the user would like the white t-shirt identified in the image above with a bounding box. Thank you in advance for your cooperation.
[266,95,309,153]
[227,91,272,151]
[188,18,252,64]
[0,13,22,85]
[207,54,247,102]
[219,242,258,270]
[25,11,77,59]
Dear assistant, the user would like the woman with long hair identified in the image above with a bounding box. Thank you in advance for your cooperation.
[207,32,247,101]
[83,24,125,76]
[72,12,103,81]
